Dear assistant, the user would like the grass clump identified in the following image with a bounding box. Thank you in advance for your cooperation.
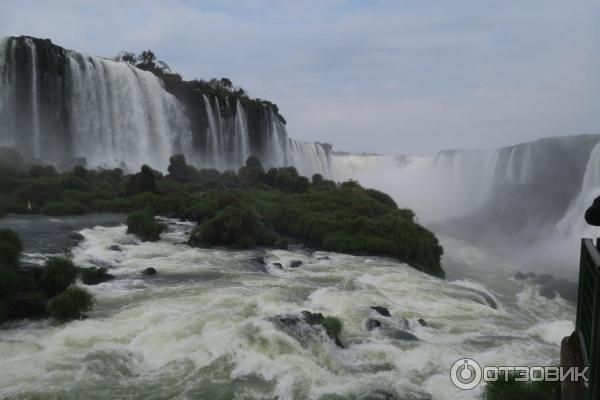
[47,287,93,321]
[127,208,165,242]
[483,371,559,400]
[41,256,77,296]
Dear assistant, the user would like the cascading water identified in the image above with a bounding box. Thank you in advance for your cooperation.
[67,52,192,171]
[0,36,334,177]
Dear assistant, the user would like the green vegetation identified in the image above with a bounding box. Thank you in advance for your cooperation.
[0,229,96,323]
[127,208,166,242]
[47,287,93,321]
[483,372,559,400]
[113,50,286,123]
[320,316,343,339]
[0,150,444,277]
[41,257,77,296]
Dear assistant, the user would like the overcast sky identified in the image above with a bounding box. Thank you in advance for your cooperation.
[1,0,599,154]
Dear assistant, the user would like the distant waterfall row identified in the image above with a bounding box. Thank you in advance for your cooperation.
[197,94,333,177]
[0,36,333,176]
[332,134,600,228]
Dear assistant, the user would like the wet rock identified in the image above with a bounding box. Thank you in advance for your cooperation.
[534,274,554,285]
[538,278,578,303]
[365,389,398,400]
[514,272,528,280]
[417,318,429,327]
[398,317,410,330]
[108,245,122,252]
[81,267,114,285]
[248,257,268,273]
[289,260,303,268]
[301,311,324,325]
[68,232,85,241]
[365,318,382,331]
[301,311,344,348]
[383,328,419,341]
[526,272,537,279]
[89,259,114,269]
[316,255,330,260]
[539,285,556,300]
[370,306,391,317]
[142,267,157,276]
[272,262,283,269]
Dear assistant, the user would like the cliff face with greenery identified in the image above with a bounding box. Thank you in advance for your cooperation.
[0,149,444,277]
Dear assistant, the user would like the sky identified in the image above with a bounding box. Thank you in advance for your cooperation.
[1,0,599,155]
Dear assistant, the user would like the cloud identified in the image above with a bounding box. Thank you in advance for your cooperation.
[0,0,598,154]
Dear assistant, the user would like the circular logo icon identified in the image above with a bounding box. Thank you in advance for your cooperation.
[450,358,482,390]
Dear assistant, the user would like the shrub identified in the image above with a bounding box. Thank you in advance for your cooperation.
[168,154,198,183]
[41,257,77,295]
[60,175,90,191]
[126,165,158,195]
[127,208,165,241]
[41,200,86,216]
[365,188,397,208]
[19,178,62,205]
[483,371,559,400]
[312,173,323,185]
[190,205,262,248]
[47,287,93,321]
[0,229,23,269]
[245,155,263,170]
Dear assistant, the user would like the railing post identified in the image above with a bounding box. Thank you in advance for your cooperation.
[588,272,600,400]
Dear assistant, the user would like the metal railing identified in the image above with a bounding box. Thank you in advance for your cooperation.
[576,238,600,399]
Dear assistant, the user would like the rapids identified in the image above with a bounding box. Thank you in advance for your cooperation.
[0,216,574,399]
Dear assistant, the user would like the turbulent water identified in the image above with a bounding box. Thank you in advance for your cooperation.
[0,216,575,400]
[0,35,596,399]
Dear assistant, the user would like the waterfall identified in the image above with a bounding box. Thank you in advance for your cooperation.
[0,36,334,176]
[233,99,250,166]
[24,39,41,159]
[202,94,219,167]
[66,52,192,171]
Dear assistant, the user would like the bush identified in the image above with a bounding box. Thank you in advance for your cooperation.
[483,371,559,400]
[41,257,77,295]
[47,287,93,321]
[126,165,158,195]
[0,229,23,269]
[41,200,86,216]
[19,178,62,205]
[127,208,165,241]
[365,188,397,208]
[190,205,262,248]
[80,267,114,285]
[245,155,263,170]
[168,154,198,183]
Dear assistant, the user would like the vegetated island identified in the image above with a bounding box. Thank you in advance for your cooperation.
[0,148,444,322]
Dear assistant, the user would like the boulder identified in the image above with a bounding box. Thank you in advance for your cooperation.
[81,267,114,285]
[272,262,283,269]
[142,267,157,276]
[383,328,419,341]
[68,232,85,241]
[365,318,382,331]
[514,272,528,280]
[108,245,122,252]
[289,260,303,268]
[371,306,391,317]
[417,318,429,327]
